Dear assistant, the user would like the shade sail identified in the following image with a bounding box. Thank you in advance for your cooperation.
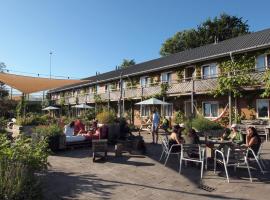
[42,106,59,111]
[135,98,169,105]
[0,72,86,94]
[72,103,93,109]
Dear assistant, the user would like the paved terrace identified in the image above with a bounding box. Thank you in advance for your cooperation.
[43,132,270,200]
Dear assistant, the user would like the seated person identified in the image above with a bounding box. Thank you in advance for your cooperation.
[222,124,244,145]
[74,119,86,135]
[244,126,262,155]
[184,128,200,144]
[82,125,109,140]
[168,125,184,152]
[161,117,170,133]
[64,121,85,142]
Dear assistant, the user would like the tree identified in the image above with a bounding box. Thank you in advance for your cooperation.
[160,13,249,56]
[0,62,8,99]
[119,59,136,69]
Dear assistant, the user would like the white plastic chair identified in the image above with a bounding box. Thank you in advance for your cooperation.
[179,144,205,179]
[214,146,264,183]
[159,138,181,167]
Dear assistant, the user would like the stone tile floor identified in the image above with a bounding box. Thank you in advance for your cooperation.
[43,132,270,200]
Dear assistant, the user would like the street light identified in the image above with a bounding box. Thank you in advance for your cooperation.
[49,51,53,79]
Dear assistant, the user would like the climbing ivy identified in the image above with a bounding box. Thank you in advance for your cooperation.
[212,54,257,98]
[176,69,184,82]
[261,69,270,97]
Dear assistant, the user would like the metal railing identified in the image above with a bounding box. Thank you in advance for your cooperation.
[53,71,265,105]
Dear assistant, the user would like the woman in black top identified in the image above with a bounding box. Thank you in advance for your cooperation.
[168,125,184,152]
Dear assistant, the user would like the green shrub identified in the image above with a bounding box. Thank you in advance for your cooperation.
[96,110,116,124]
[173,111,186,124]
[0,134,49,199]
[35,124,63,137]
[185,116,223,132]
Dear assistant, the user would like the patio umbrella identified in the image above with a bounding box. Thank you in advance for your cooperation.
[72,103,94,117]
[42,106,60,111]
[135,97,169,105]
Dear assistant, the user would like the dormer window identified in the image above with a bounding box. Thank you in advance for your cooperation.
[161,72,172,83]
[202,63,217,79]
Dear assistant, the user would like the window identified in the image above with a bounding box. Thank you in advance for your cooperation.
[202,64,217,79]
[256,55,266,72]
[257,99,269,118]
[203,102,218,118]
[141,105,151,117]
[161,72,172,83]
[163,104,173,116]
[140,76,150,87]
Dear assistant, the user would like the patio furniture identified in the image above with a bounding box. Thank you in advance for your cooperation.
[179,144,205,179]
[115,140,133,156]
[214,146,264,183]
[92,139,108,162]
[159,138,181,167]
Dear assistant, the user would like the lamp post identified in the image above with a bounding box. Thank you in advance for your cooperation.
[49,51,53,79]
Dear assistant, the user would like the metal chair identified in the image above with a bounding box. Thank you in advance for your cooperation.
[214,146,264,183]
[179,144,205,179]
[159,138,181,167]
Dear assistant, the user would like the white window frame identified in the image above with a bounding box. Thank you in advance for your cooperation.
[141,105,151,117]
[255,54,267,72]
[163,103,173,117]
[256,99,269,119]
[160,72,172,83]
[140,76,150,87]
[202,101,219,118]
[201,63,218,79]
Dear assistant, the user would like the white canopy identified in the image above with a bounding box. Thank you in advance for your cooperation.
[135,97,169,105]
[42,106,59,111]
[72,103,93,109]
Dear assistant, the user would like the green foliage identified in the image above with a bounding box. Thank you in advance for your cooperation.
[84,108,96,121]
[0,134,49,200]
[16,114,56,126]
[160,82,170,96]
[213,54,257,97]
[94,94,103,104]
[35,124,63,137]
[176,69,184,82]
[96,110,116,124]
[185,116,223,132]
[160,13,249,56]
[173,111,186,124]
[261,69,270,97]
[118,59,136,69]
[16,95,28,118]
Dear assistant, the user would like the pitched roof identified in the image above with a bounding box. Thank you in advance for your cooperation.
[49,28,270,93]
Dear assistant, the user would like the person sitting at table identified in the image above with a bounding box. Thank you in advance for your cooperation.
[226,124,244,145]
[64,121,86,142]
[74,119,86,135]
[244,126,262,155]
[168,125,184,152]
[82,124,109,140]
[184,128,200,144]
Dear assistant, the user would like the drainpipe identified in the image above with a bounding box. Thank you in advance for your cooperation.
[228,51,233,126]
[118,72,123,118]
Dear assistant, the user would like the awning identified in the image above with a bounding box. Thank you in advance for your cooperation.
[0,72,86,94]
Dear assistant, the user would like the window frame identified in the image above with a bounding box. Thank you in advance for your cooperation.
[255,54,267,72]
[140,105,151,117]
[140,76,150,87]
[202,101,219,118]
[256,99,269,119]
[160,72,172,83]
[163,103,173,117]
[201,63,218,79]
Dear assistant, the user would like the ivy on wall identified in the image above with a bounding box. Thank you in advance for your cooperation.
[212,54,257,98]
[176,69,184,82]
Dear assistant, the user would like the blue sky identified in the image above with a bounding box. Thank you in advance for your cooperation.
[0,0,270,79]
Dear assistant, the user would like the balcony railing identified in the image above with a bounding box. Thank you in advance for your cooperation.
[53,71,265,105]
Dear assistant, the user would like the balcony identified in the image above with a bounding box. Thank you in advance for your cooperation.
[55,71,264,105]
